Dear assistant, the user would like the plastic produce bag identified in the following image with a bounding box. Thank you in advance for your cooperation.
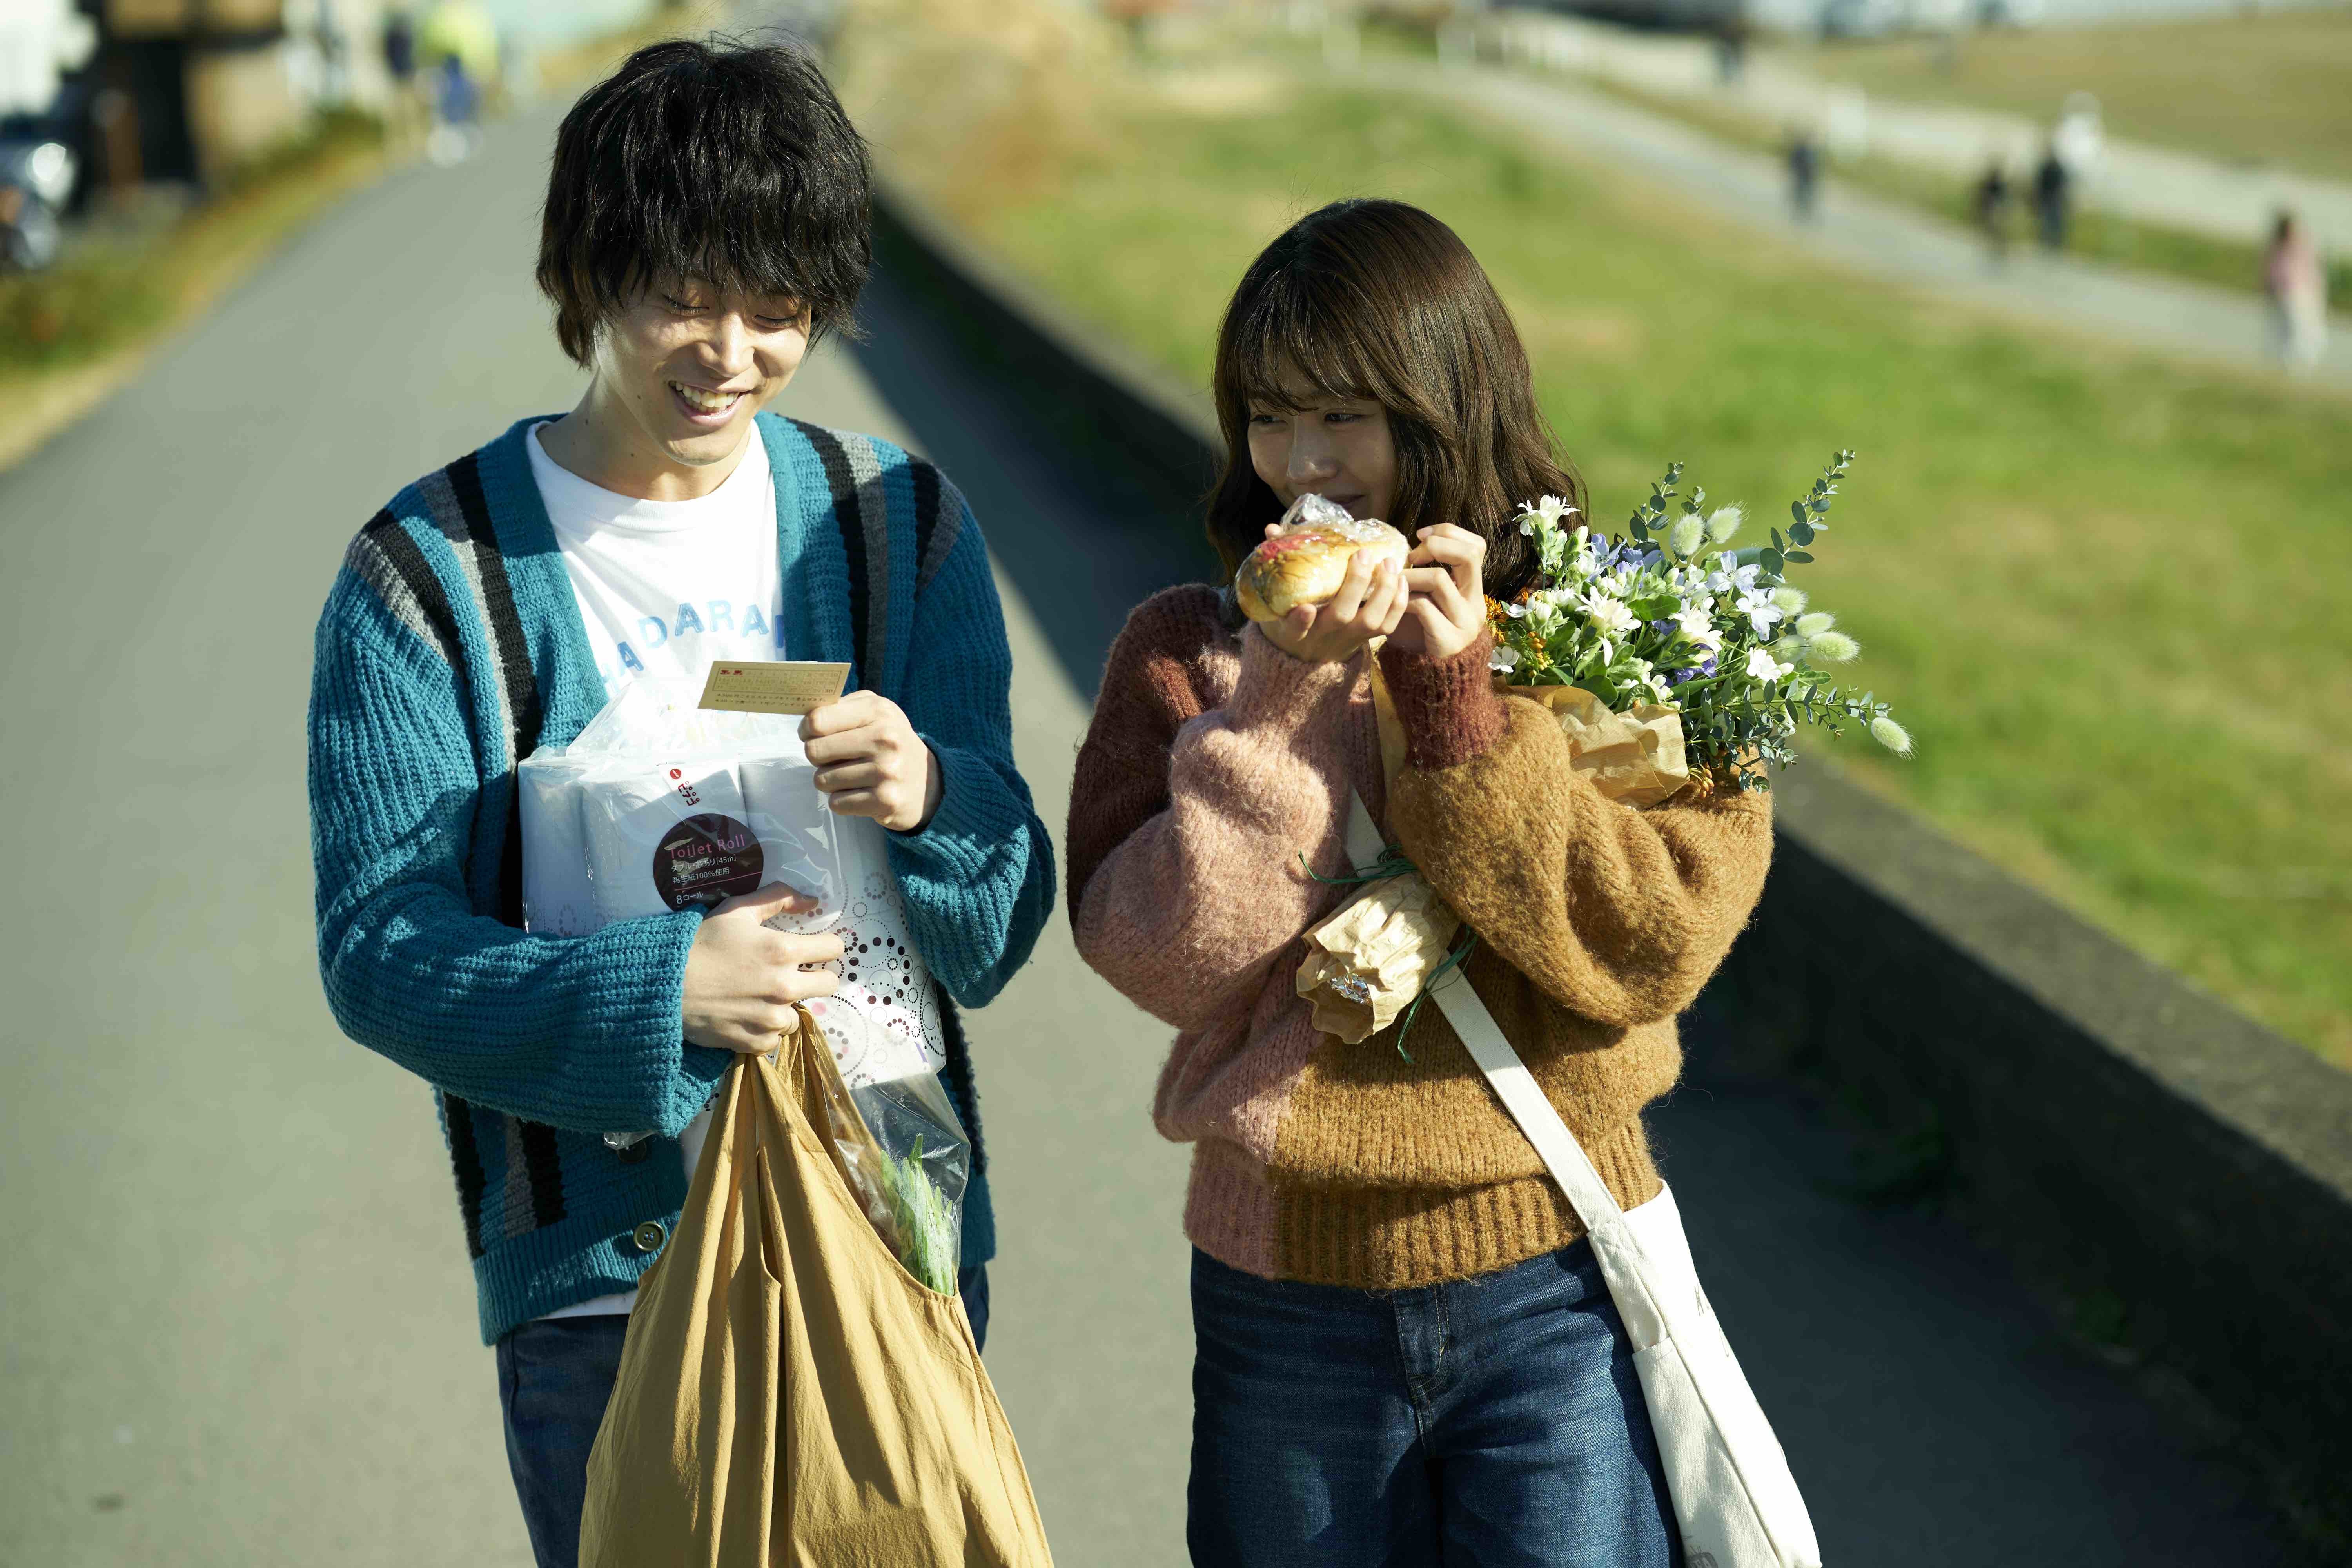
[579,1007,1052,1567]
[800,994,970,1291]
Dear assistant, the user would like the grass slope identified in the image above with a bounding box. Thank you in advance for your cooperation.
[889,79,2352,1063]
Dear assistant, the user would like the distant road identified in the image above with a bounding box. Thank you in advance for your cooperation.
[1382,59,2352,390]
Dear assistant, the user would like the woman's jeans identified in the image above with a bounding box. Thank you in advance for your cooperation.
[495,1264,990,1568]
[1189,1244,1679,1568]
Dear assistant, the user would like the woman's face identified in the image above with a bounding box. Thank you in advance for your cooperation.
[1245,378,1398,526]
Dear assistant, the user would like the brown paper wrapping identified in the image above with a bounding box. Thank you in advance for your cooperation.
[1506,682,1690,808]
[1295,872,1462,1044]
[1296,672,1690,1044]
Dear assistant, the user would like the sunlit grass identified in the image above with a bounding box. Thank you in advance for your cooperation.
[875,75,2352,1063]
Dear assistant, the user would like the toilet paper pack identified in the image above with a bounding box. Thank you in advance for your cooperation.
[516,679,940,1090]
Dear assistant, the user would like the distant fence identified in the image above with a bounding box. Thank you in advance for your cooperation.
[872,175,2352,1540]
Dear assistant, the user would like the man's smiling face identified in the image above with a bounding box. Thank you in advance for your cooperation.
[592,275,811,474]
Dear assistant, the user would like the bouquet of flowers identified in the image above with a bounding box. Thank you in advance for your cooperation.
[1296,452,1911,1047]
[1492,450,1910,792]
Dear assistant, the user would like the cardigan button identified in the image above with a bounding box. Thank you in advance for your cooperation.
[631,1220,667,1254]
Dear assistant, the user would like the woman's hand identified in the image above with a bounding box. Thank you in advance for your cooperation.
[802,690,944,833]
[1256,525,1406,664]
[1388,524,1488,661]
[681,883,845,1054]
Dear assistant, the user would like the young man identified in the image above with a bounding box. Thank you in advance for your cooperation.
[307,41,1053,1567]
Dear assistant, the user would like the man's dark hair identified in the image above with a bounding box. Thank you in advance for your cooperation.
[537,38,870,365]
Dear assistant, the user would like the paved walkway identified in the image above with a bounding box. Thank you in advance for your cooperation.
[1377,58,2352,389]
[1472,8,2352,254]
[0,85,2298,1568]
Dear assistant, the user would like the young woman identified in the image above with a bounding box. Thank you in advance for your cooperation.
[1067,199,1774,1566]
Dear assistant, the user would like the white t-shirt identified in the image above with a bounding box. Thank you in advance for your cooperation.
[529,419,786,700]
[526,419,780,1318]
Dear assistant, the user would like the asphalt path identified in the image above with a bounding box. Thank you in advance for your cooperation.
[0,90,2298,1567]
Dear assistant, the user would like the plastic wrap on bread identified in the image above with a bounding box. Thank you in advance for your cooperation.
[1234,493,1411,623]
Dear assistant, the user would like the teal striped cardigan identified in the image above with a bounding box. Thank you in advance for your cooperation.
[308,412,1053,1343]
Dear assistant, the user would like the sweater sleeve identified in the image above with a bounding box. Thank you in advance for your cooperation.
[308,570,729,1135]
[1381,638,1775,1030]
[1071,612,1361,1031]
[882,493,1055,1008]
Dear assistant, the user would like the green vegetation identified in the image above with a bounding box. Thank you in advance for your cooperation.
[886,78,2352,1063]
[1788,7,2352,181]
[0,109,389,375]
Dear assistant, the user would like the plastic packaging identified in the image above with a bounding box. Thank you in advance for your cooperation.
[518,679,956,1155]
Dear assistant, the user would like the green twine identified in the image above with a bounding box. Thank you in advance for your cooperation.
[1389,927,1481,1062]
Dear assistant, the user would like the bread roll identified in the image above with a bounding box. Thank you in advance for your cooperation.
[1234,496,1410,623]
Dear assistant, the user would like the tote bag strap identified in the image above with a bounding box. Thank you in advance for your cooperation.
[1343,792,1625,1237]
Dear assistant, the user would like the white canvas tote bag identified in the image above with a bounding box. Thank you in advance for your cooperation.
[1345,796,1822,1568]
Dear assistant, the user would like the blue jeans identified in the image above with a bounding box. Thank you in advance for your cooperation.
[497,1265,991,1568]
[1189,1244,1679,1568]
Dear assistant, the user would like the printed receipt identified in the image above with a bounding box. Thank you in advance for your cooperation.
[697,660,852,715]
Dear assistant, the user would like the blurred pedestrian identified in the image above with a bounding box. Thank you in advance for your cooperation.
[381,8,423,143]
[2264,210,2328,373]
[1786,127,1820,223]
[2033,140,2070,252]
[1973,159,2012,264]
[428,53,477,165]
[418,0,497,162]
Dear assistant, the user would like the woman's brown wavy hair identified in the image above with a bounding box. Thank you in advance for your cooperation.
[1204,199,1583,602]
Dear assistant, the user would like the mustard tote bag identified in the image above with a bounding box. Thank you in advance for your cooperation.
[579,1010,1054,1567]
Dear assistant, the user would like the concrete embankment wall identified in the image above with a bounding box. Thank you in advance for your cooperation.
[867,179,2352,1537]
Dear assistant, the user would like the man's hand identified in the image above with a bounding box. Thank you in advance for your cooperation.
[682,883,844,1054]
[1256,527,1406,665]
[801,690,944,833]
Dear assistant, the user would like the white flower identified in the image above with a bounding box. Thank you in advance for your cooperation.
[1489,644,1521,673]
[1706,561,1761,597]
[1518,494,1579,536]
[1581,592,1638,637]
[1735,587,1784,637]
[1745,646,1793,682]
[1505,601,1528,619]
[1675,604,1723,651]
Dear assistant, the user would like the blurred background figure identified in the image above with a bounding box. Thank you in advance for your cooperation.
[420,0,498,166]
[383,7,424,143]
[2263,209,2328,373]
[1973,156,2012,263]
[1786,123,1820,223]
[2033,137,2070,252]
